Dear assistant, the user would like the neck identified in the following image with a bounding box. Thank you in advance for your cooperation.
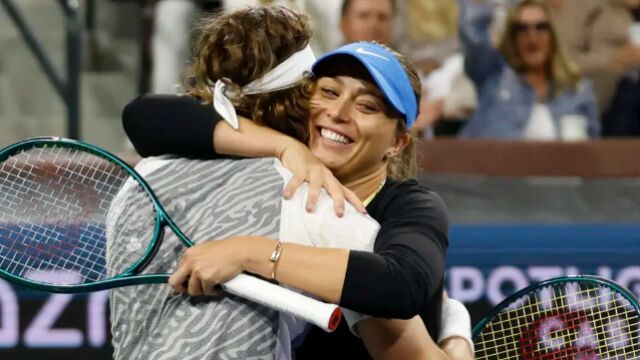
[341,166,387,201]
[525,70,549,100]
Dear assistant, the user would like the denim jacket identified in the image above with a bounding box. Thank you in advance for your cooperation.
[457,0,600,139]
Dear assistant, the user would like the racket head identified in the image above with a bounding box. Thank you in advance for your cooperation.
[473,275,640,359]
[0,137,167,292]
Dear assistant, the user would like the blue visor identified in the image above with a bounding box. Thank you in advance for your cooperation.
[311,42,418,128]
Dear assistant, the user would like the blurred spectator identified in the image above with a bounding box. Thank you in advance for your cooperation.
[458,0,600,140]
[549,0,640,123]
[606,71,640,135]
[339,0,395,45]
[151,0,344,94]
[151,1,220,94]
[224,0,342,54]
[395,0,459,73]
[413,54,478,136]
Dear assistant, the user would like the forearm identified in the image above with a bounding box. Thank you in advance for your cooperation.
[241,237,349,303]
[458,0,503,85]
[122,95,221,158]
[439,337,475,360]
[213,117,301,159]
[341,244,444,318]
[359,317,447,360]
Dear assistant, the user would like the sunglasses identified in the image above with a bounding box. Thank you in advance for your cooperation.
[512,21,551,34]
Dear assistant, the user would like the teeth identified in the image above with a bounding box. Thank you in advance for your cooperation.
[320,128,351,144]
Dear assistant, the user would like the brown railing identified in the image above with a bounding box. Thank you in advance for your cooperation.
[120,139,640,178]
[420,139,640,178]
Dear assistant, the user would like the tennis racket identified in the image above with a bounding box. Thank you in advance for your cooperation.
[0,137,341,332]
[473,275,640,359]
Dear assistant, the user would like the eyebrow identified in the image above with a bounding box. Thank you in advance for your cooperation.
[324,76,385,101]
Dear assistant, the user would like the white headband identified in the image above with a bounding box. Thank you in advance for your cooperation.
[212,45,316,129]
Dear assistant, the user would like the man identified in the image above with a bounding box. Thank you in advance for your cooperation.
[340,0,395,45]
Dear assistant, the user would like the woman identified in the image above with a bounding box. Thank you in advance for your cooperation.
[124,46,457,359]
[549,0,640,116]
[457,0,600,140]
[118,6,473,360]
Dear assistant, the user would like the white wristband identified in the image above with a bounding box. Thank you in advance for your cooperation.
[437,298,474,352]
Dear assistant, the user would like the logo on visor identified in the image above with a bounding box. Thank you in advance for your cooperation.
[356,47,389,61]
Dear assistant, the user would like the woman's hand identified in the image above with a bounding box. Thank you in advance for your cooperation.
[276,138,366,217]
[169,237,256,296]
[215,118,366,217]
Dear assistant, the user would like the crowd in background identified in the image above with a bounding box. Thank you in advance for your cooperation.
[150,0,640,139]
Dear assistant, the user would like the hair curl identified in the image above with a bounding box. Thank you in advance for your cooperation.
[184,6,314,142]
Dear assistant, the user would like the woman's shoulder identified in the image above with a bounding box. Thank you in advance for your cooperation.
[375,179,449,221]
[555,77,596,103]
[383,178,441,197]
[369,179,449,248]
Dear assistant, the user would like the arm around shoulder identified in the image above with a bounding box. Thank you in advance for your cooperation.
[122,94,221,158]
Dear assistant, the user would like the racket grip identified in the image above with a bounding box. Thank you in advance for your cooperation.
[222,273,342,332]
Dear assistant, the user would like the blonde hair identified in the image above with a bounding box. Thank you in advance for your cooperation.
[184,6,314,142]
[498,0,582,92]
[379,44,422,181]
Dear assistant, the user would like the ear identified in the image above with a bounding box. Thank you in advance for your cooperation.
[384,132,410,160]
[339,17,349,40]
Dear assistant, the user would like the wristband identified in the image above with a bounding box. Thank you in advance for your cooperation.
[438,298,474,352]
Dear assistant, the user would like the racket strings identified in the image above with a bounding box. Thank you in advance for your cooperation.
[475,283,640,359]
[477,309,639,358]
[0,146,154,284]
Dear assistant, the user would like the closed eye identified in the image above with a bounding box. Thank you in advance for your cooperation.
[320,87,339,98]
[358,103,377,113]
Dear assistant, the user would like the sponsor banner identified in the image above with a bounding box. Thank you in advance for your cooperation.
[0,224,638,356]
[446,225,640,323]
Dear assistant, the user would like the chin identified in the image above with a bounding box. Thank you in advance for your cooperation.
[312,150,343,171]
[524,59,547,71]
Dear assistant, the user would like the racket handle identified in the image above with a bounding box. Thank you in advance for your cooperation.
[222,273,342,332]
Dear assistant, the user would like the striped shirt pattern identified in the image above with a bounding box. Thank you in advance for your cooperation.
[108,157,285,360]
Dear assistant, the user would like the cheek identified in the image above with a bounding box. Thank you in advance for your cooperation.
[541,35,552,52]
[516,37,527,53]
[309,98,324,118]
[361,120,398,146]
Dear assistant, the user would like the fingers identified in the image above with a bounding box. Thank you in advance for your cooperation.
[188,270,204,297]
[168,264,190,294]
[283,176,304,200]
[203,283,223,297]
[344,187,367,214]
[305,169,322,213]
[318,169,346,217]
[327,183,346,218]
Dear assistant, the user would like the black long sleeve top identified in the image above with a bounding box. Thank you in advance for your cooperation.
[122,95,449,357]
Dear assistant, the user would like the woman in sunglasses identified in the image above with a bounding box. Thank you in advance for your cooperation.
[458,0,600,140]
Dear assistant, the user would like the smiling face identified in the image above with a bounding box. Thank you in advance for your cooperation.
[307,74,406,184]
[513,5,552,72]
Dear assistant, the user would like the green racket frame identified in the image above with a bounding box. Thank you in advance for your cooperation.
[0,136,194,293]
[472,274,640,340]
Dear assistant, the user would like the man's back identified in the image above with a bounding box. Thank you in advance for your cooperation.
[108,157,284,360]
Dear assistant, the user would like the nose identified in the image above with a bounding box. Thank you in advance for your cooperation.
[525,29,541,39]
[325,97,351,123]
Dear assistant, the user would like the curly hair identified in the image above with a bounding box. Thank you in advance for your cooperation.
[184,6,314,142]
